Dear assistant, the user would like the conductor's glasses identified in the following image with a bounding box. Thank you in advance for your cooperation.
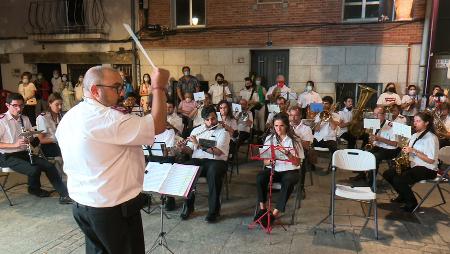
[96,83,124,94]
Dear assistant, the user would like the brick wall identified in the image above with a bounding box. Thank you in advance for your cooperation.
[144,0,426,48]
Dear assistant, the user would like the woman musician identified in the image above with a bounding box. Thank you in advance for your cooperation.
[36,93,64,158]
[255,113,304,225]
[382,112,440,212]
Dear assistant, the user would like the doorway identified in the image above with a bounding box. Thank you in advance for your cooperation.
[250,50,289,89]
[36,63,62,85]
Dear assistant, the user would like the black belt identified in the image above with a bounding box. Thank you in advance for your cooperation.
[74,193,146,217]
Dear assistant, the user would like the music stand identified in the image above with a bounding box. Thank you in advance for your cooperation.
[248,144,297,234]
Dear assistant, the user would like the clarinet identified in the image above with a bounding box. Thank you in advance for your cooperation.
[19,115,34,164]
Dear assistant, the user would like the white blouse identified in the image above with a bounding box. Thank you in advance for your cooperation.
[263,135,304,172]
[408,131,439,171]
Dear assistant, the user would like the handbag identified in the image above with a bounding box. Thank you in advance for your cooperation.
[26,98,37,106]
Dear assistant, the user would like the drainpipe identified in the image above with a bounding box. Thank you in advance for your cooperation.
[418,0,433,96]
[131,0,138,89]
[424,0,440,95]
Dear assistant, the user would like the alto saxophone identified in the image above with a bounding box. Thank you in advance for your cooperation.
[392,136,410,174]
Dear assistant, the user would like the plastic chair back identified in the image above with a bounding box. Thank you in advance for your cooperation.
[332,149,376,172]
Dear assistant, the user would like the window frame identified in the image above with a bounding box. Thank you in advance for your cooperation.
[342,0,380,23]
[174,0,206,29]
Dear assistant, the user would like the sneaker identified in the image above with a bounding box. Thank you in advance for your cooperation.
[28,188,51,198]
[59,196,73,205]
[165,196,176,211]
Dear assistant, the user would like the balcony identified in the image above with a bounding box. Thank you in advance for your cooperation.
[26,0,109,42]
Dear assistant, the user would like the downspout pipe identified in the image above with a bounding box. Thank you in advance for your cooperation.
[425,0,440,95]
[418,0,433,97]
[131,0,138,89]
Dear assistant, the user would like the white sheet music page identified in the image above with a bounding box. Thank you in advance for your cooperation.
[143,162,172,193]
[159,163,199,198]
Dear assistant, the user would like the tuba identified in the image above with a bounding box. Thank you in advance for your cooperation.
[425,108,447,139]
[348,85,377,136]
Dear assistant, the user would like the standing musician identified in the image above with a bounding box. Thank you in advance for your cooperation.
[338,97,357,149]
[376,82,401,107]
[297,80,322,119]
[401,85,420,124]
[55,66,169,254]
[175,105,230,223]
[351,106,400,183]
[437,102,450,147]
[383,112,439,212]
[266,75,291,104]
[36,93,63,158]
[0,93,71,204]
[167,101,183,135]
[313,96,340,155]
[209,73,232,105]
[255,113,304,226]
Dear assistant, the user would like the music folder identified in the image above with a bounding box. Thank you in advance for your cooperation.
[143,162,200,198]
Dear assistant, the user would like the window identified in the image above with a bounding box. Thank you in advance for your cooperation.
[175,0,206,27]
[343,0,380,21]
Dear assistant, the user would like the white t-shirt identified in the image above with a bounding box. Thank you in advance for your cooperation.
[293,123,314,143]
[263,134,304,172]
[313,113,340,142]
[266,85,291,100]
[36,112,61,143]
[209,83,231,104]
[373,120,397,150]
[338,108,352,136]
[55,98,155,207]
[409,131,439,170]
[401,95,419,116]
[376,92,401,106]
[187,124,230,161]
[297,91,322,108]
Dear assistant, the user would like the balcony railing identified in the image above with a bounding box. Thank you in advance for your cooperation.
[26,0,108,36]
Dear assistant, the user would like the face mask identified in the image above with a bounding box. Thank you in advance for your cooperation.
[255,80,261,86]
[79,78,83,82]
[440,97,446,102]
[53,74,59,78]
[184,71,190,76]
[245,84,252,89]
[22,79,29,84]
[277,81,284,88]
[387,87,395,93]
[37,75,43,80]
[144,77,150,82]
[408,90,416,96]
[217,80,223,85]
[306,85,312,92]
[62,77,67,82]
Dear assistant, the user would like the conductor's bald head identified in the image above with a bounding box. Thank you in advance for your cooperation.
[84,66,124,107]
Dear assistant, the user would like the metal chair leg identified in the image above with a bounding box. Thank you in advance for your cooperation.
[374,200,379,240]
[413,181,441,213]
[437,184,446,204]
[0,183,13,206]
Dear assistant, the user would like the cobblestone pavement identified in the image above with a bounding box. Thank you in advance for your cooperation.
[1,155,449,254]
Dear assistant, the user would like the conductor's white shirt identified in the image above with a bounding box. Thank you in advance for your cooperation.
[55,98,155,208]
[408,131,439,171]
[187,124,230,161]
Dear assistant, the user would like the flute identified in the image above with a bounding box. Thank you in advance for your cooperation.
[178,124,220,146]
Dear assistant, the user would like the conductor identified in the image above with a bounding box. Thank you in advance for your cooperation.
[56,66,169,254]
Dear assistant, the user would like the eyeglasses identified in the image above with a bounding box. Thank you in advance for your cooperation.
[8,103,24,108]
[96,83,124,94]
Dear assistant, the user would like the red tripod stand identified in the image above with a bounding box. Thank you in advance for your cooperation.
[248,144,296,234]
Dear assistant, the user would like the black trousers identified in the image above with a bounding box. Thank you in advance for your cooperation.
[368,146,400,183]
[439,138,450,148]
[41,143,62,157]
[313,139,338,154]
[72,194,146,254]
[186,158,227,215]
[383,166,437,206]
[339,132,357,149]
[256,167,299,212]
[237,131,251,147]
[0,151,67,196]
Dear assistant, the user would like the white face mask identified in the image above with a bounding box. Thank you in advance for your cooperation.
[53,74,59,78]
[306,85,312,92]
[408,90,416,96]
[62,77,67,82]
[144,77,150,82]
[255,80,261,86]
[440,97,446,102]
[22,79,29,84]
[184,71,190,76]
[37,75,43,80]
[79,78,83,82]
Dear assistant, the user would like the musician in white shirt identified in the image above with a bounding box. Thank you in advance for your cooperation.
[437,102,450,148]
[401,85,420,123]
[297,80,322,115]
[289,105,313,150]
[266,75,291,103]
[166,101,183,135]
[36,93,63,158]
[255,113,304,226]
[338,97,357,149]
[234,99,253,147]
[176,105,230,223]
[383,112,439,212]
[266,96,288,129]
[390,104,407,125]
[192,93,212,128]
[376,82,401,107]
[209,73,232,105]
[313,96,340,155]
[55,66,169,254]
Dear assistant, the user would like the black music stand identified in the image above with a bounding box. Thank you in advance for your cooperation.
[248,144,297,234]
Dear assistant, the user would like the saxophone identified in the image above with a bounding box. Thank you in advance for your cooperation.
[392,136,410,174]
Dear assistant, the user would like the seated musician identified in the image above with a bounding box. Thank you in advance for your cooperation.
[218,100,238,157]
[178,92,198,136]
[289,105,313,151]
[313,96,340,155]
[382,112,439,212]
[255,113,304,225]
[167,101,183,136]
[175,105,230,222]
[437,102,450,148]
[234,98,253,147]
[266,75,291,104]
[192,92,212,128]
[297,80,322,119]
[0,93,71,204]
[266,96,288,129]
[338,96,357,149]
[36,93,63,158]
[390,104,407,124]
[351,106,400,183]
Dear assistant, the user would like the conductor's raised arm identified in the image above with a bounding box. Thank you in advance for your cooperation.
[151,68,170,135]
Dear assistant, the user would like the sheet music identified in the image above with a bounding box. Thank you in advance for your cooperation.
[232,103,242,113]
[267,104,280,114]
[194,92,205,101]
[216,112,223,121]
[259,146,272,159]
[143,162,172,193]
[281,92,298,100]
[364,118,381,130]
[392,122,411,138]
[159,164,199,197]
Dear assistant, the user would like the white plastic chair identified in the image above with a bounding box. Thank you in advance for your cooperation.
[412,146,450,213]
[330,149,378,239]
[1,167,16,206]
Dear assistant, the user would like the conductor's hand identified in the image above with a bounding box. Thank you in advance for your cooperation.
[151,68,170,89]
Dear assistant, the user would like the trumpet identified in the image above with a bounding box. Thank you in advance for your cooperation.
[19,116,34,165]
[313,104,336,129]
[238,111,249,122]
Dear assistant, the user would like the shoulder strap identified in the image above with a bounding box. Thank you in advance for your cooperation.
[375,120,386,135]
[412,130,429,148]
[249,87,256,100]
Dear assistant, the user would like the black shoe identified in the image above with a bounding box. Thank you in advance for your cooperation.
[205,213,219,223]
[28,188,51,198]
[180,201,194,220]
[165,196,176,211]
[253,208,267,222]
[390,196,405,204]
[401,203,417,213]
[59,196,73,205]
[261,212,275,228]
